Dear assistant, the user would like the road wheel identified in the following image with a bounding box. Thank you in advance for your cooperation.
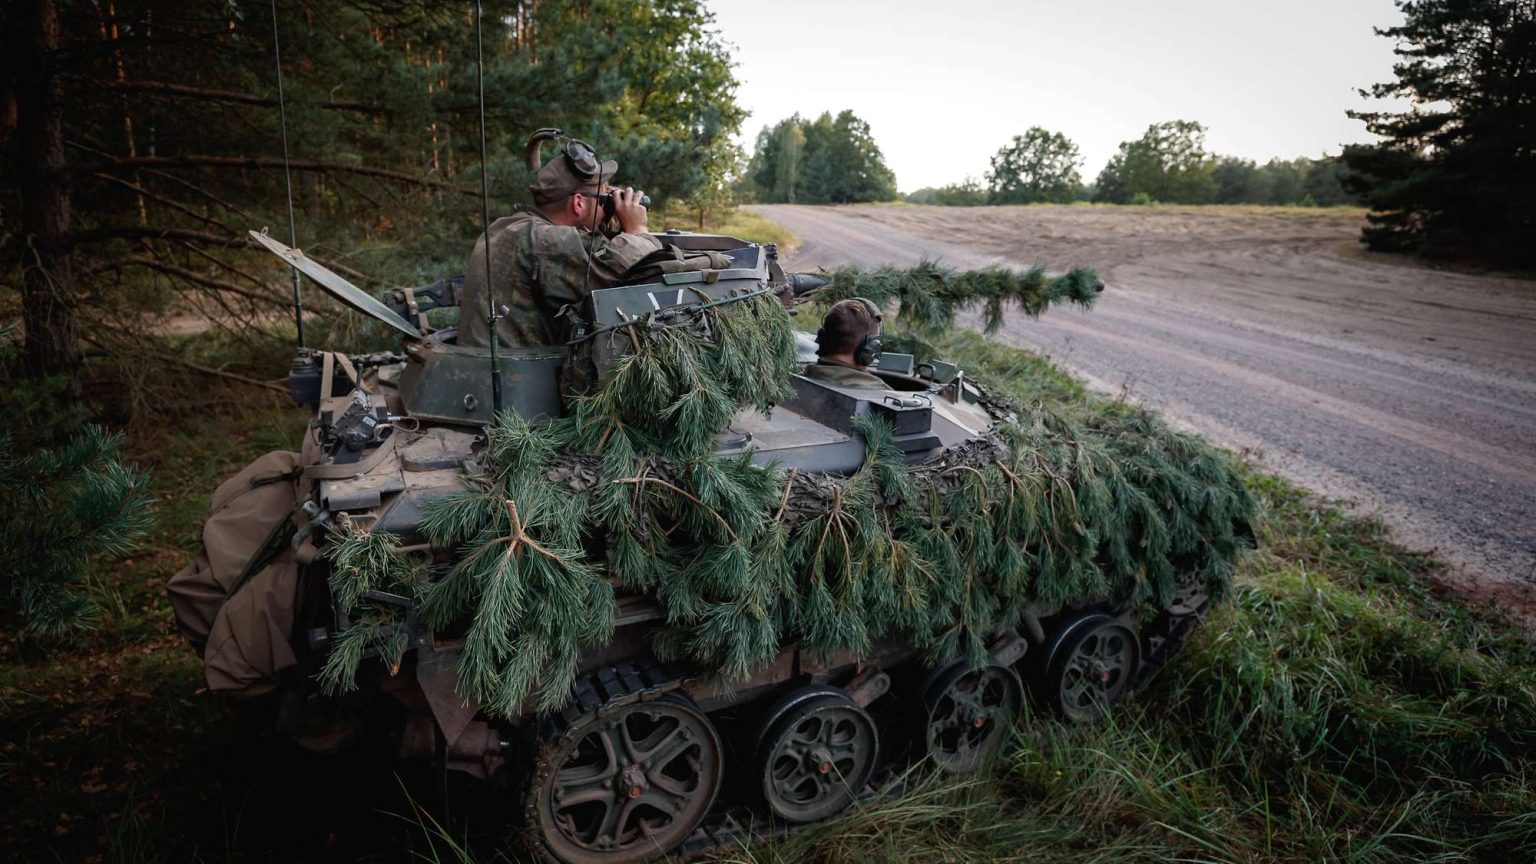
[755,686,878,823]
[530,694,722,863]
[1166,567,1211,617]
[921,661,1022,774]
[1038,612,1141,723]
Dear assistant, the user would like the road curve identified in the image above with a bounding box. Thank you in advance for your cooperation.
[752,204,1536,604]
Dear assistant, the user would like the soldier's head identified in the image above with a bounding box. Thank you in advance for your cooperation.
[816,298,883,370]
[527,134,618,229]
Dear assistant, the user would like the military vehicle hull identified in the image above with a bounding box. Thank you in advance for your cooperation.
[173,231,1221,863]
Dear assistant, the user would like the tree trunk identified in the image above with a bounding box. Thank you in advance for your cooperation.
[8,0,81,382]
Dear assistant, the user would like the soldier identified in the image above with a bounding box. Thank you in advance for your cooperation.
[803,297,887,389]
[458,134,662,349]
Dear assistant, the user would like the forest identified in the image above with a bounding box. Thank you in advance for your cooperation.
[1,0,744,409]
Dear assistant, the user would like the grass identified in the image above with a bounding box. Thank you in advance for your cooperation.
[3,247,1534,861]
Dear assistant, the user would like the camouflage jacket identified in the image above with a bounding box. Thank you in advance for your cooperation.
[458,205,663,348]
[802,360,887,389]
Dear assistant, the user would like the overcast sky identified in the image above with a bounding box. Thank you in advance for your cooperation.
[708,0,1408,192]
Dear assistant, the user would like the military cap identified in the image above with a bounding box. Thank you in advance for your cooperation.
[528,152,619,206]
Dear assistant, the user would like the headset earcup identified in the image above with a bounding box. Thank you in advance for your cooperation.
[855,335,882,367]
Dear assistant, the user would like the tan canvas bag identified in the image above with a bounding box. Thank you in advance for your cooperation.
[167,450,303,696]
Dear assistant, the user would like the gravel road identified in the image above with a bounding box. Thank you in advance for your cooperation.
[753,203,1536,609]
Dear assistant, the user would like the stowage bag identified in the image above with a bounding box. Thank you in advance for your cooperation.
[167,450,302,697]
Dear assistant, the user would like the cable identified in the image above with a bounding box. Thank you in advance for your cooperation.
[474,0,502,415]
[580,157,605,304]
[269,0,305,349]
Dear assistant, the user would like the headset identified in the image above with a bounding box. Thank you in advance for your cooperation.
[525,127,602,177]
[817,298,883,366]
[524,128,649,218]
[853,298,884,366]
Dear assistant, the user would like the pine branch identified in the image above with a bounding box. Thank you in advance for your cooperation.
[809,260,1103,334]
[73,155,475,195]
[1,426,153,638]
[74,77,392,114]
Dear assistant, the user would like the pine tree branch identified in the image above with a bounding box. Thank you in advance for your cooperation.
[83,255,289,309]
[503,499,574,565]
[79,333,288,395]
[65,227,372,282]
[70,77,392,114]
[69,225,246,249]
[72,155,475,195]
[612,476,739,543]
[89,172,234,232]
[772,469,798,523]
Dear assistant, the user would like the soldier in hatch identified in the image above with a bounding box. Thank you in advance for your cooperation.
[804,297,888,390]
[458,131,662,348]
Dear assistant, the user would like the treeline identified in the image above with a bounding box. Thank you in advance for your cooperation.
[916,0,1536,266]
[1,0,746,390]
[1341,0,1534,266]
[907,121,1356,208]
[741,111,898,204]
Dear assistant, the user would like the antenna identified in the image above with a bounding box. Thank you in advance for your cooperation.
[269,0,305,349]
[474,0,502,415]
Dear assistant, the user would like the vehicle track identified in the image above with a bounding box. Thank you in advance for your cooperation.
[753,203,1536,616]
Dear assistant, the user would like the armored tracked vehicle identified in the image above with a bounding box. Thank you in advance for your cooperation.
[170,227,1246,862]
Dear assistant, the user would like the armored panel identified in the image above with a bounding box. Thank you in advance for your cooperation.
[653,230,755,252]
[586,250,768,379]
[587,244,765,327]
[398,331,564,427]
[783,375,940,462]
[874,352,915,376]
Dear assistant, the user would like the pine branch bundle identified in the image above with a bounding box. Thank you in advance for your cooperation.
[810,260,1102,334]
[320,265,1256,717]
[0,426,154,637]
[319,519,426,693]
[555,292,801,459]
[415,414,614,712]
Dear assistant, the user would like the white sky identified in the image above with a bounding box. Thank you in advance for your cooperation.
[708,0,1407,192]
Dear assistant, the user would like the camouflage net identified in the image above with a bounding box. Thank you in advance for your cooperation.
[321,265,1256,716]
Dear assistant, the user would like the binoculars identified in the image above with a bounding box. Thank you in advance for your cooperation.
[597,191,651,220]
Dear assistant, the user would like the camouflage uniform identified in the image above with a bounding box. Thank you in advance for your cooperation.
[458,206,661,348]
[802,359,886,389]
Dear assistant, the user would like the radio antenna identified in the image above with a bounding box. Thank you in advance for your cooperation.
[269,0,305,349]
[474,0,502,415]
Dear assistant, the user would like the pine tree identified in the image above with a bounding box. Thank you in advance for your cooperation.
[0,426,154,637]
[1342,0,1536,264]
[0,324,154,637]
